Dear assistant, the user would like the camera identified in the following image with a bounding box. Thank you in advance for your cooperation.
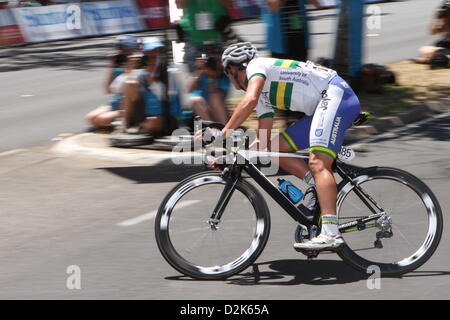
[201,54,218,70]
[206,56,217,70]
[112,53,128,67]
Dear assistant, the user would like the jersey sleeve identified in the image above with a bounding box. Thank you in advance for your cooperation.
[246,58,268,81]
[255,96,275,119]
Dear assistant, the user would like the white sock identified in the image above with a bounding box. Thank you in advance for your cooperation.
[304,171,316,187]
[321,214,340,236]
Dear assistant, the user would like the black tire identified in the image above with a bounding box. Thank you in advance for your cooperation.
[155,171,271,280]
[336,167,443,277]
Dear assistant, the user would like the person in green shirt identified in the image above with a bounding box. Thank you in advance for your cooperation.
[176,0,233,72]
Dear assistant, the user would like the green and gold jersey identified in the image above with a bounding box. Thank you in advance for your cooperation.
[246,57,337,119]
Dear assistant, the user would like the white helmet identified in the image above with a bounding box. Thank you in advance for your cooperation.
[222,42,258,74]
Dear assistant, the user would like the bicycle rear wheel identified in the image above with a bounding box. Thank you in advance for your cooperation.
[155,171,271,280]
[336,167,443,277]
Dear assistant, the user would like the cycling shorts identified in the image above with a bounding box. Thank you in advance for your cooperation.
[281,75,361,159]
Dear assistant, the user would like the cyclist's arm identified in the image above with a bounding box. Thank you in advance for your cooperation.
[251,117,273,150]
[222,76,265,138]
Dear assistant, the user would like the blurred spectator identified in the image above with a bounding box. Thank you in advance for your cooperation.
[85,34,139,130]
[264,0,320,62]
[187,53,230,124]
[114,37,167,135]
[412,1,450,68]
[431,1,450,49]
[175,0,236,73]
[175,0,235,125]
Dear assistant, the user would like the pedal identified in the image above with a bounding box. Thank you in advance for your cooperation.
[294,247,320,258]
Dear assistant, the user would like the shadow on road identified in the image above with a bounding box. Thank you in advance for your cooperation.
[97,162,206,184]
[165,259,450,286]
[227,259,366,286]
[165,259,368,286]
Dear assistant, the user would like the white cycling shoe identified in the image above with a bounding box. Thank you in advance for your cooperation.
[294,234,344,251]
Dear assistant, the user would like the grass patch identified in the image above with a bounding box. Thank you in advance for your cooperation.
[359,60,450,117]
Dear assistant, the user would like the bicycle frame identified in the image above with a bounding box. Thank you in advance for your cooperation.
[208,147,388,235]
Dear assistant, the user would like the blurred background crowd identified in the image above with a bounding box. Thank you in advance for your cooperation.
[1,0,449,139]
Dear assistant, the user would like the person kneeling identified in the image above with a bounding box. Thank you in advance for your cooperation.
[118,37,167,135]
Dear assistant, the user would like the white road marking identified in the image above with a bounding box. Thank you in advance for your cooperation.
[350,111,450,146]
[117,200,201,227]
[0,149,26,158]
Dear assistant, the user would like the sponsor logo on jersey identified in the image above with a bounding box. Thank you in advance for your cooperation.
[319,90,330,111]
[331,117,342,145]
[315,129,323,137]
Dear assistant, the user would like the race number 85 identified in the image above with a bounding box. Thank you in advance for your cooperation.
[338,146,356,162]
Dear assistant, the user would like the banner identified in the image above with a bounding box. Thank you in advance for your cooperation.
[81,0,146,35]
[135,0,170,29]
[12,4,90,42]
[11,0,146,43]
[0,9,25,46]
[318,0,392,7]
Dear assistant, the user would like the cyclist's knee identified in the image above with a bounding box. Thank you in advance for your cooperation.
[308,152,333,174]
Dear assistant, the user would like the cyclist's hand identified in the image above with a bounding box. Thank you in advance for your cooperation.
[208,157,221,171]
[196,127,222,146]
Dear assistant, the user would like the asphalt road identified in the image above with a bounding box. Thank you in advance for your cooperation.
[0,0,443,152]
[0,113,448,300]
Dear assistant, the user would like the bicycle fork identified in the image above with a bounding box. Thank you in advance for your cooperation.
[207,169,239,230]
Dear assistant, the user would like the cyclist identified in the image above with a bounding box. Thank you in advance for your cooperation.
[218,42,361,250]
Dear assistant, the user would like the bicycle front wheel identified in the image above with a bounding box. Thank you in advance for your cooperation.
[155,171,271,280]
[336,167,443,276]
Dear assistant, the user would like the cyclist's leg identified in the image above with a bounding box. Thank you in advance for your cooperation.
[271,116,312,180]
[295,76,361,249]
[310,77,360,214]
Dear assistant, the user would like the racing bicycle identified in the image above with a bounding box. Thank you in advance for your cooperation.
[154,118,443,280]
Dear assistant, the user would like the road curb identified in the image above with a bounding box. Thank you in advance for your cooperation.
[52,132,204,165]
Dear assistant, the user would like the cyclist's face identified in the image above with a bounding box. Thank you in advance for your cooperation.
[227,65,244,90]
